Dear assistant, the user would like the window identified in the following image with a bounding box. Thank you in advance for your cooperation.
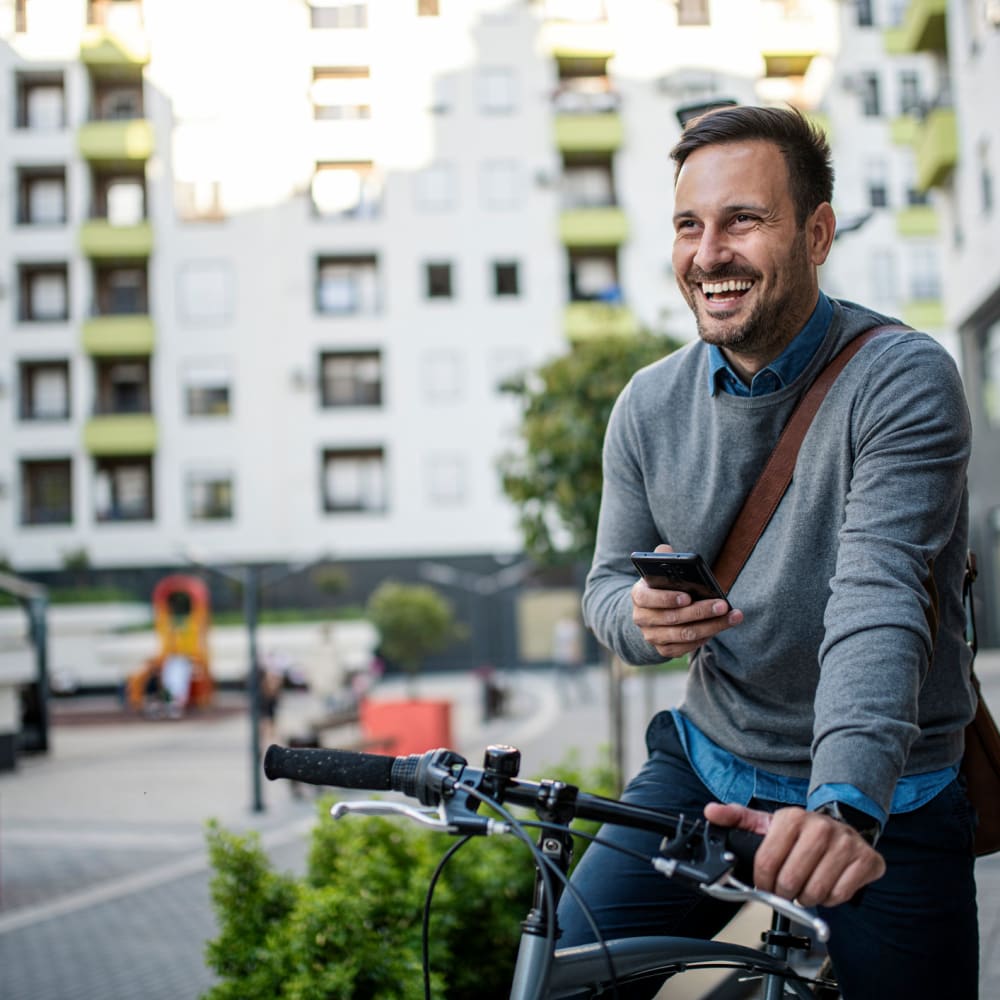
[96,265,147,315]
[94,457,153,522]
[909,246,941,300]
[421,351,463,402]
[177,262,233,325]
[311,1,367,28]
[17,168,67,225]
[859,72,881,117]
[93,79,143,121]
[676,0,710,26]
[316,255,379,314]
[19,264,69,322]
[184,361,232,417]
[322,448,386,512]
[187,472,234,522]
[562,160,615,208]
[21,459,72,525]
[311,66,371,120]
[481,161,520,209]
[869,248,897,307]
[425,262,453,299]
[493,261,520,297]
[479,68,516,114]
[866,158,889,209]
[92,171,146,224]
[19,361,70,420]
[320,351,382,407]
[856,0,874,26]
[569,252,620,302]
[899,71,922,116]
[94,359,150,415]
[426,455,465,505]
[312,161,381,218]
[15,73,65,130]
[414,163,456,211]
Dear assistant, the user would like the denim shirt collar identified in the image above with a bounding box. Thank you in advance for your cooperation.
[707,292,833,397]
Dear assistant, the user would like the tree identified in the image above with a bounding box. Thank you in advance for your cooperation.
[499,331,684,565]
[366,581,467,692]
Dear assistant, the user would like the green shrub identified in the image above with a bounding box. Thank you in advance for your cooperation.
[203,754,616,999]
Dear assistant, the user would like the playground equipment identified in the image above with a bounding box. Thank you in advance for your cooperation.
[125,575,214,713]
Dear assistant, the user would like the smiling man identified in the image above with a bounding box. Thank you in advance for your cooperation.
[558,106,979,999]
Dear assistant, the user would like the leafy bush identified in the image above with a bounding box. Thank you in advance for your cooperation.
[203,754,617,999]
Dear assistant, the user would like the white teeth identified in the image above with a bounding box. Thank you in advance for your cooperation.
[702,280,752,294]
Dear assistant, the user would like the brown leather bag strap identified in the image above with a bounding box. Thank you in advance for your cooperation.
[712,324,911,592]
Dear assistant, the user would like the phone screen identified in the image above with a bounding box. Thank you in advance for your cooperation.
[630,551,727,601]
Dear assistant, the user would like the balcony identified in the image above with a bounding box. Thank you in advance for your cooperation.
[564,301,638,341]
[889,115,920,146]
[82,315,155,356]
[554,113,623,153]
[541,20,614,59]
[559,206,628,248]
[901,300,945,330]
[84,413,157,456]
[80,26,150,66]
[883,0,947,54]
[914,106,957,191]
[80,219,152,258]
[78,120,154,162]
[896,205,938,237]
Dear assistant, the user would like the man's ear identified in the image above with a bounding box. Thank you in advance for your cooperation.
[808,202,837,265]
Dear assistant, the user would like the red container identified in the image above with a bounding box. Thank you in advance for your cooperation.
[360,699,453,756]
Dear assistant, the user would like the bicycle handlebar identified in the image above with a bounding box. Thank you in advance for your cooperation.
[264,743,760,870]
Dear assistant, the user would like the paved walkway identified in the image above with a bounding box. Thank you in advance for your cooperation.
[1,657,999,999]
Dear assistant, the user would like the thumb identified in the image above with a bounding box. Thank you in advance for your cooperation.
[704,802,772,836]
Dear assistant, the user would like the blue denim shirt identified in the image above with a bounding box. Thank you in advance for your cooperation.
[695,291,956,827]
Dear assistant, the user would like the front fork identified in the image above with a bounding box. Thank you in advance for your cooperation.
[508,781,579,1000]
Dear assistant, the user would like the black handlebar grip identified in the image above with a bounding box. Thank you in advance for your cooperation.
[263,744,396,790]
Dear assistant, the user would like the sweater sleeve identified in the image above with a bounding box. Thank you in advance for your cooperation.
[809,337,972,811]
[582,381,669,666]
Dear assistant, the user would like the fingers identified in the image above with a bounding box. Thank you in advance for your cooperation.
[753,808,886,908]
[632,582,743,658]
[704,802,772,836]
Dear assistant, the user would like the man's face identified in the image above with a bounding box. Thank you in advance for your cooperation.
[672,140,831,369]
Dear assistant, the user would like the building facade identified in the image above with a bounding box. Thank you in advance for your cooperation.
[2,0,994,654]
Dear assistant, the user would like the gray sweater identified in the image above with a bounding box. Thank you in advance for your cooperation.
[583,298,976,814]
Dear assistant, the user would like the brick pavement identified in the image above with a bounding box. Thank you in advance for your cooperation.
[1,659,999,999]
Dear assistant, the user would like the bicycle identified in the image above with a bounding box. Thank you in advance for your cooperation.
[263,742,839,1000]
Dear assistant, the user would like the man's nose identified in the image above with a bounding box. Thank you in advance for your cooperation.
[692,226,734,272]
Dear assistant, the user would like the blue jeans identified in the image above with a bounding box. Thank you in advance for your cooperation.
[557,712,979,1000]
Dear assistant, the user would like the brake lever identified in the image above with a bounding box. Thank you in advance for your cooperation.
[331,799,511,836]
[698,873,830,943]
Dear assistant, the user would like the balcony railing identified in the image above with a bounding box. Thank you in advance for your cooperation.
[564,301,638,341]
[883,0,947,54]
[82,315,155,356]
[78,120,154,161]
[559,206,628,247]
[554,113,623,153]
[84,414,157,456]
[80,219,152,258]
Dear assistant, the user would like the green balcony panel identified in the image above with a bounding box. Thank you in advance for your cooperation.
[80,27,150,66]
[890,115,920,146]
[542,22,614,59]
[915,107,957,191]
[84,414,157,456]
[82,316,155,356]
[883,0,947,53]
[564,302,639,341]
[896,205,939,237]
[80,220,153,259]
[554,113,624,153]
[902,300,945,330]
[559,207,628,247]
[78,120,154,162]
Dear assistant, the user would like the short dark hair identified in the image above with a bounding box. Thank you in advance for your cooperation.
[670,105,834,227]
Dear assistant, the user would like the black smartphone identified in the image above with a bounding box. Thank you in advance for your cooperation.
[630,551,728,601]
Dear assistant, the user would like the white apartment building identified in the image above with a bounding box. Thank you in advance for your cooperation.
[2,0,994,653]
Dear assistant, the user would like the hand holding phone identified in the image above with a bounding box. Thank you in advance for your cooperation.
[630,551,728,602]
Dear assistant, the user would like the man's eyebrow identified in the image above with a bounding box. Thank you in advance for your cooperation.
[672,203,770,224]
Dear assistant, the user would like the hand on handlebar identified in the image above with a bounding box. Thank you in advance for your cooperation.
[631,545,743,659]
[704,803,886,909]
